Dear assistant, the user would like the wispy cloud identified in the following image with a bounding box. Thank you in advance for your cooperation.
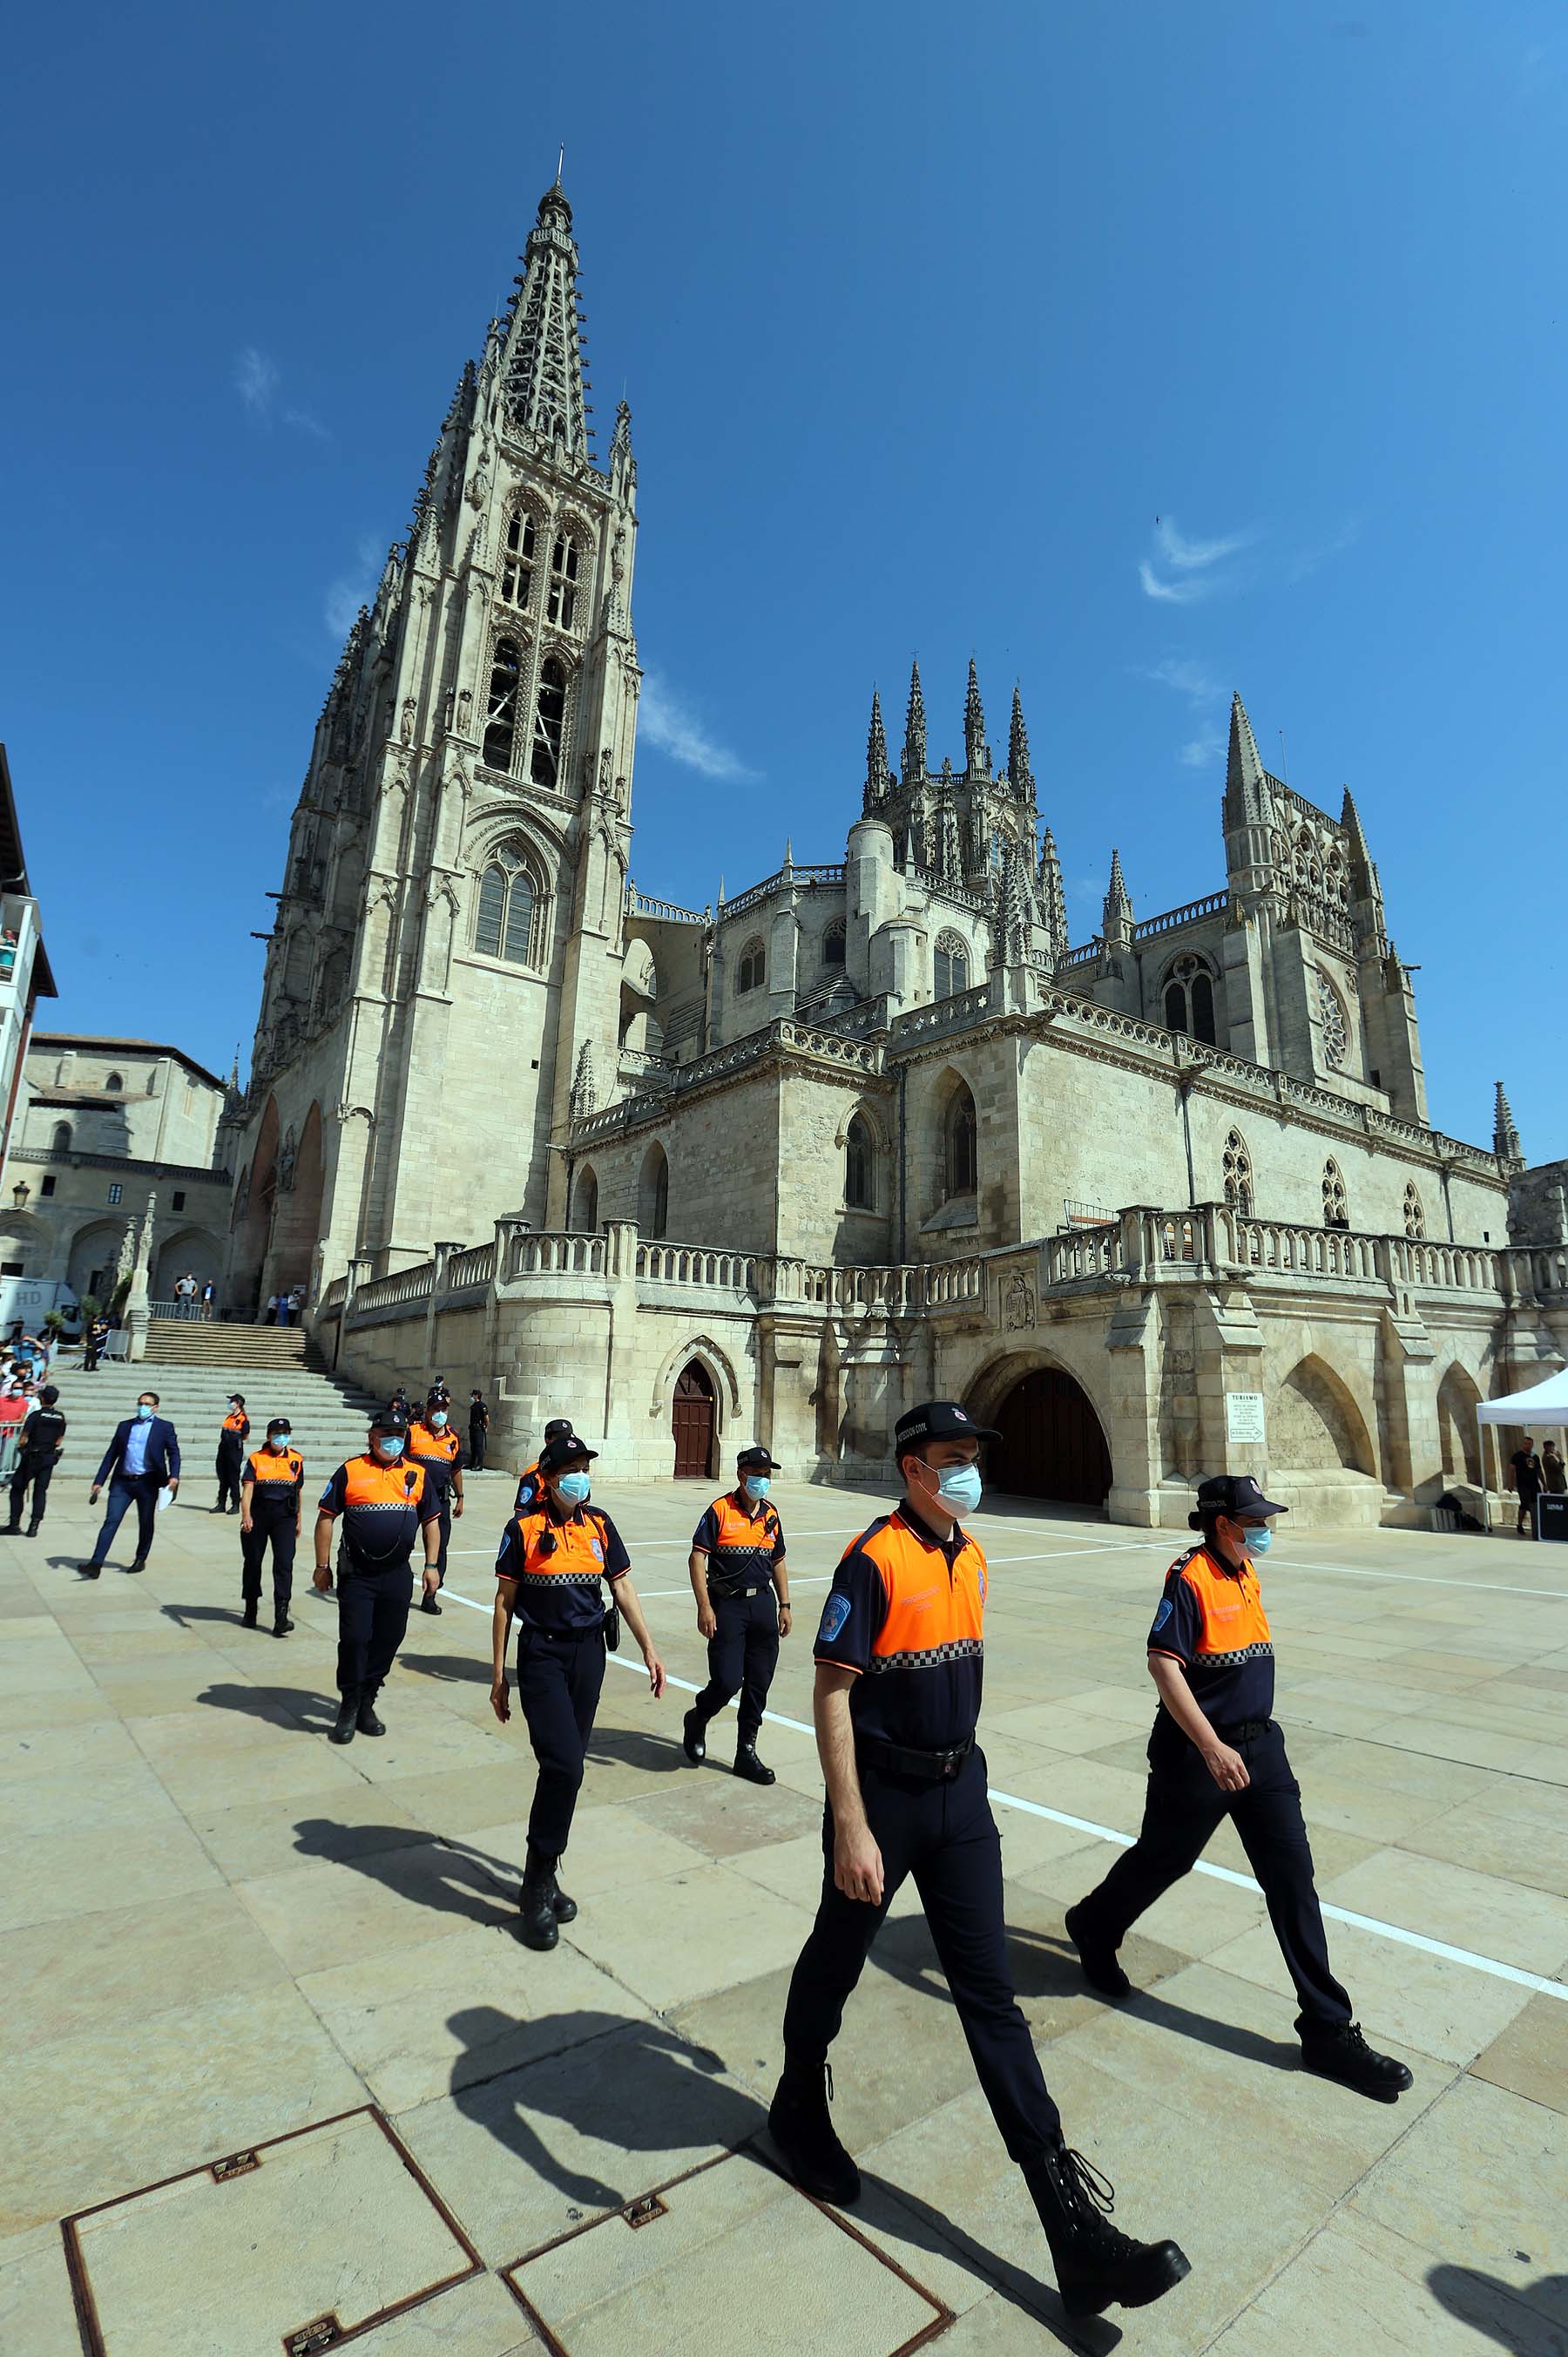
[1139,515,1258,605]
[234,344,329,440]
[639,671,759,782]
[324,535,382,640]
[1178,724,1226,770]
[1140,656,1220,703]
[1142,651,1227,773]
[1285,517,1362,582]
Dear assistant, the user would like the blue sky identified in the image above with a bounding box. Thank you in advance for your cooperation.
[3,1,1564,1156]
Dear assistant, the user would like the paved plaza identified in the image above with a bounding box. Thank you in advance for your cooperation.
[1,1449,1565,2354]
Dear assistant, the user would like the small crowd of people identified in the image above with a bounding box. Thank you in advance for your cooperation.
[171,1272,219,1320]
[261,1288,305,1326]
[1509,1432,1566,1535]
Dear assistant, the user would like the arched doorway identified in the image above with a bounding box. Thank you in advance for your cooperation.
[672,1358,716,1479]
[989,1366,1112,1508]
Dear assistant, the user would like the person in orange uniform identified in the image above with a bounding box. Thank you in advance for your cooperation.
[683,1445,791,1785]
[1065,1473,1413,2103]
[490,1432,667,1951]
[239,1417,304,1636]
[314,1405,442,1745]
[407,1388,463,1615]
[514,1417,577,1514]
[770,1401,1189,2324]
[213,1395,249,1514]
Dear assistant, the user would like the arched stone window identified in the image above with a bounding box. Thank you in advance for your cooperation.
[1162,953,1217,1045]
[845,1113,875,1210]
[736,938,766,993]
[571,1163,598,1233]
[474,845,547,968]
[531,657,567,788]
[1316,966,1349,1070]
[934,933,969,1000]
[500,509,537,608]
[639,1142,669,1239]
[546,532,581,630]
[822,918,847,970]
[1222,1128,1254,1216]
[483,636,523,771]
[51,1121,72,1154]
[1403,1182,1425,1240]
[944,1082,978,1199]
[105,1071,124,1092]
[1322,1157,1348,1230]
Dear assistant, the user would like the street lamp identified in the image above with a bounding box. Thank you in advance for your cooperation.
[10,1182,30,1210]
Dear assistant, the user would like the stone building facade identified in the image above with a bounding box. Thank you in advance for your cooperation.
[233,182,1566,1525]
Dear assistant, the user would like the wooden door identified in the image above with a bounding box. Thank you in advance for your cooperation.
[672,1361,716,1479]
[990,1368,1112,1508]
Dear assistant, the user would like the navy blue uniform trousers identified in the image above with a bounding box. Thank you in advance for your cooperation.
[1073,1717,1351,2027]
[517,1625,605,1860]
[88,1473,160,1567]
[241,1510,296,1612]
[782,1747,1063,2168]
[214,1439,245,1513]
[691,1586,779,1744]
[335,1559,413,1697]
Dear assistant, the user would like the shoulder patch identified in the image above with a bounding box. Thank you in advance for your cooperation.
[819,1593,852,1643]
[1152,1597,1174,1633]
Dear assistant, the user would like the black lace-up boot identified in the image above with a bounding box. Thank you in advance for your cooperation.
[1064,1902,1132,2000]
[767,2057,861,2205]
[329,1688,359,1745]
[1025,2144,1191,2319]
[518,1852,561,1951]
[1300,2019,1412,2101]
[355,1687,385,1737]
[733,1741,775,1786]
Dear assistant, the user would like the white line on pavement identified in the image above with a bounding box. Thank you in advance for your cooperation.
[435,1583,1568,2007]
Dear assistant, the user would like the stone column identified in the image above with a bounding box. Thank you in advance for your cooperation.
[125,1193,157,1363]
[425,1239,464,1378]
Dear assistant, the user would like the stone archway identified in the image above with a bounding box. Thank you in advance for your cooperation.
[66,1218,129,1305]
[1271,1355,1375,1477]
[267,1101,325,1301]
[672,1358,717,1480]
[982,1361,1113,1509]
[229,1094,280,1316]
[1436,1362,1484,1485]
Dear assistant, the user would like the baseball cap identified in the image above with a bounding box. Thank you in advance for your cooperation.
[537,1432,599,1475]
[544,1418,575,1443]
[894,1400,1001,1450]
[737,1446,781,1471]
[1188,1473,1288,1529]
[369,1403,409,1434]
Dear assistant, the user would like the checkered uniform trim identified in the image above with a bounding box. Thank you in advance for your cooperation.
[513,1569,604,1589]
[868,1637,985,1674]
[345,1498,416,1518]
[1193,1641,1274,1670]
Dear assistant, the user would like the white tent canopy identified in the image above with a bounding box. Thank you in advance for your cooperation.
[1476,1367,1568,1426]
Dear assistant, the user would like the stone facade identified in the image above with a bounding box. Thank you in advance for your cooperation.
[231,182,1565,1526]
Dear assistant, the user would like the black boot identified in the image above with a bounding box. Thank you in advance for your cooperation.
[126,1558,146,1574]
[419,1592,443,1615]
[24,1524,41,1537]
[767,2058,860,2205]
[733,1741,775,1786]
[355,1689,385,1737]
[1064,1902,1132,2000]
[682,1708,706,1765]
[329,1690,359,1744]
[78,1563,101,1578]
[1300,2020,1412,2102]
[1026,2144,1190,2320]
[273,1611,294,1637]
[242,1599,259,1629]
[2,1522,20,1537]
[517,1859,560,1951]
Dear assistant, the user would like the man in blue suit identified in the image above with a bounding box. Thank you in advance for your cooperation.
[80,1391,181,1577]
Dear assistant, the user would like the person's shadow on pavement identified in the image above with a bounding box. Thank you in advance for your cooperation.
[294,1819,520,1927]
[1428,2266,1567,2354]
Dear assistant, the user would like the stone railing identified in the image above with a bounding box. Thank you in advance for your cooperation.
[626,887,706,926]
[1058,939,1102,970]
[889,983,993,1046]
[1226,1213,1383,1283]
[720,863,845,921]
[502,1229,611,1282]
[915,869,992,914]
[1044,1223,1128,1283]
[351,1261,436,1314]
[319,1277,348,1314]
[1133,891,1230,943]
[10,1146,233,1185]
[617,1046,674,1086]
[637,1242,757,1292]
[444,1241,497,1290]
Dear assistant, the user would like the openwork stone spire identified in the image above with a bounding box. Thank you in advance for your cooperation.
[1104,847,1133,938]
[1493,1081,1523,1164]
[1007,684,1035,803]
[864,688,889,809]
[902,660,927,786]
[1037,826,1067,958]
[504,181,591,459]
[963,659,989,775]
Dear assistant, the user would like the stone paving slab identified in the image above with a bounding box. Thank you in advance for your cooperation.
[3,1461,1566,2349]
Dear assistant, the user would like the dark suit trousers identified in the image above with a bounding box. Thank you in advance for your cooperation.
[9,1455,57,1529]
[335,1559,413,1697]
[89,1474,160,1566]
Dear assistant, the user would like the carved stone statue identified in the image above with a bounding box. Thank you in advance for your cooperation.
[279,1124,297,1194]
[569,1041,597,1121]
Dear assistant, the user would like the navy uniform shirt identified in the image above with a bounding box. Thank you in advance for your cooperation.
[690,1491,787,1592]
[1147,1544,1275,1728]
[496,1502,630,1633]
[318,1455,440,1572]
[813,1499,986,1752]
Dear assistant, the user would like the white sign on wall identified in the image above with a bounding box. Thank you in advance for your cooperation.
[1225,1392,1267,1446]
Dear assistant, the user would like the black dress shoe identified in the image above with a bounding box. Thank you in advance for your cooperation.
[78,1563,101,1578]
[682,1708,706,1764]
[733,1743,776,1785]
[1027,2144,1190,2319]
[273,1614,294,1637]
[517,1871,560,1950]
[1064,1902,1132,2000]
[355,1692,385,1737]
[1,1523,20,1537]
[1300,2021,1413,2102]
[126,1560,146,1575]
[328,1691,359,1744]
[242,1600,259,1629]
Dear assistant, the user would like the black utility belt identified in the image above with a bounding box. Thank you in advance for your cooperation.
[856,1732,974,1784]
[707,1575,771,1599]
[1212,1717,1274,1742]
[520,1622,605,1644]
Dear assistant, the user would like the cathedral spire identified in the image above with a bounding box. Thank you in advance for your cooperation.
[902,660,927,786]
[1037,826,1067,959]
[1007,684,1035,804]
[1224,690,1267,823]
[864,689,889,809]
[1494,1082,1524,1165]
[963,659,989,776]
[1104,847,1133,940]
[503,179,591,460]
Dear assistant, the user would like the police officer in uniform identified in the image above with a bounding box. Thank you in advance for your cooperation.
[468,1389,490,1471]
[213,1396,249,1514]
[1065,1473,1414,2103]
[770,1402,1189,2323]
[4,1383,67,1535]
[314,1405,442,1745]
[408,1389,463,1614]
[239,1418,304,1636]
[515,1417,577,1513]
[490,1432,667,1950]
[683,1445,791,1785]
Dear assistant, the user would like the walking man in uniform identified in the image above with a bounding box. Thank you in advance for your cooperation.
[3,1383,67,1535]
[770,1402,1189,2322]
[213,1395,249,1514]
[683,1444,791,1785]
[468,1388,490,1471]
[1510,1434,1544,1538]
[239,1418,304,1636]
[408,1388,463,1613]
[1064,1473,1412,2102]
[314,1405,442,1744]
[490,1432,667,1951]
[80,1393,180,1577]
[515,1416,576,1514]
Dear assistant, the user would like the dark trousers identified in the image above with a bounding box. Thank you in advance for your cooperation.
[215,1443,244,1513]
[782,1748,1062,2168]
[83,1344,102,1371]
[241,1513,296,1613]
[335,1558,414,1697]
[469,1426,487,1470]
[1517,1487,1540,1535]
[692,1586,780,1744]
[8,1454,57,1530]
[1073,1717,1351,2028]
[517,1625,606,1860]
[89,1473,160,1567]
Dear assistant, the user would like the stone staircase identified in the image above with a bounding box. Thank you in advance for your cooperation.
[49,1344,391,1486]
[140,1322,322,1372]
